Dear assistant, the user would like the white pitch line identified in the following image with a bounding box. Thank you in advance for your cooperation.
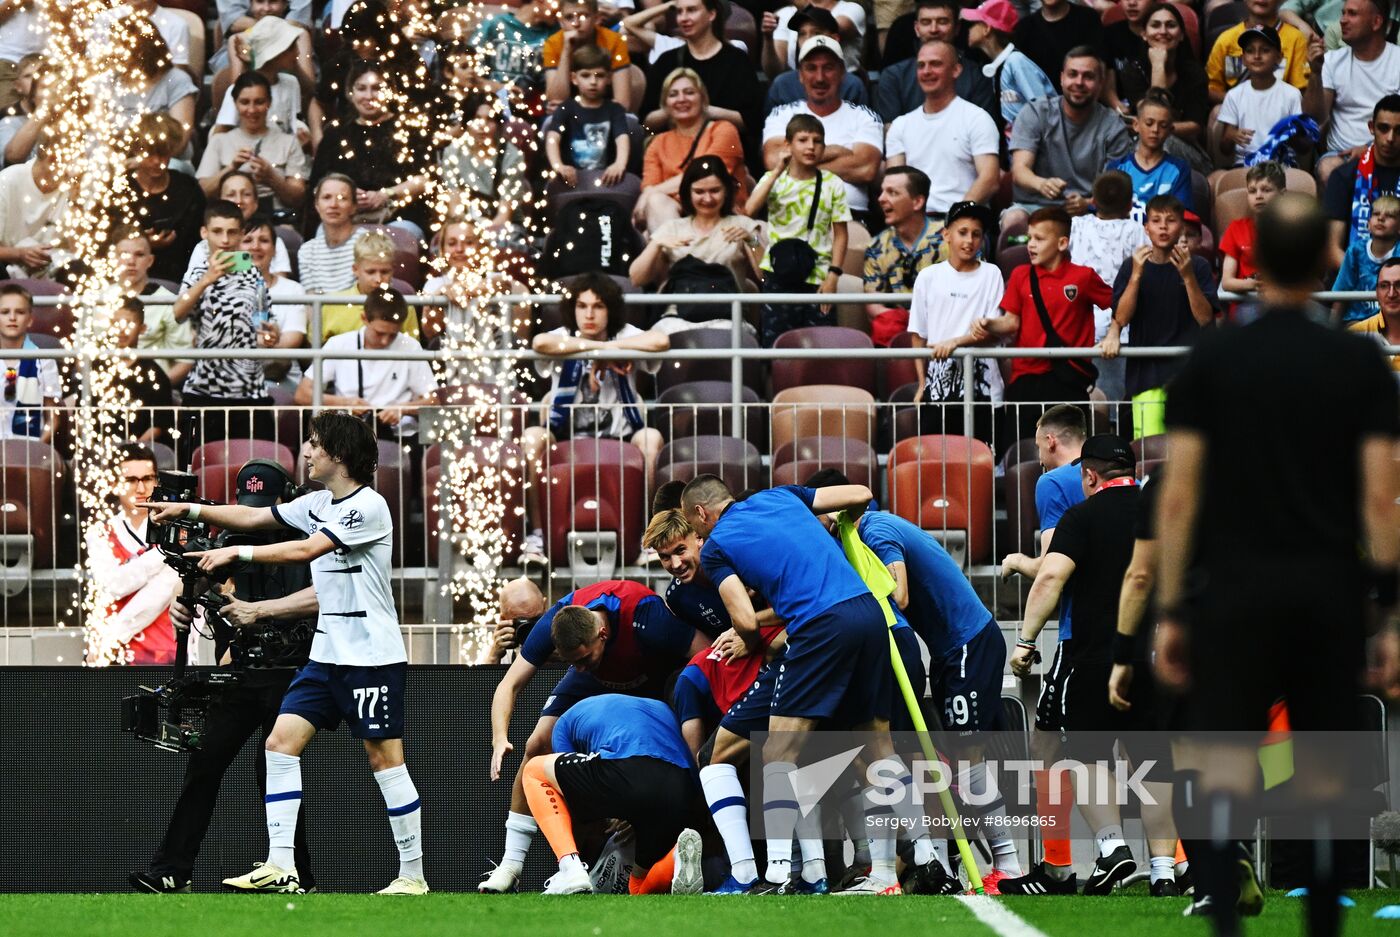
[956,895,1053,937]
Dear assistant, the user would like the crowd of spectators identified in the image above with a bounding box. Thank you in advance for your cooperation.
[0,0,1397,563]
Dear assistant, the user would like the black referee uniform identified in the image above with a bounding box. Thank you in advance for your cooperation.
[1052,441,1170,764]
[1162,289,1399,934]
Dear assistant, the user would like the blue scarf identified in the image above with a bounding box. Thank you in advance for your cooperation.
[1350,144,1379,247]
[10,337,43,438]
[549,358,644,436]
[1245,114,1320,169]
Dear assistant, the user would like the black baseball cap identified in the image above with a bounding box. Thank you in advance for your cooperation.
[1238,24,1282,51]
[235,459,292,507]
[790,6,841,34]
[1072,434,1136,469]
[947,200,992,228]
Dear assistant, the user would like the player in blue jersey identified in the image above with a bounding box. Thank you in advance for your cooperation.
[481,579,705,894]
[809,468,1017,892]
[997,404,1087,894]
[683,475,918,896]
[143,411,428,895]
[522,694,704,895]
[644,508,814,894]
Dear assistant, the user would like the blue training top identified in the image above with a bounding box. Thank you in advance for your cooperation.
[858,509,992,657]
[700,486,867,635]
[552,694,694,770]
[664,577,732,639]
[1036,463,1085,641]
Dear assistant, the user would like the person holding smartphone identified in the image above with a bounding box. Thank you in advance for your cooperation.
[173,198,276,462]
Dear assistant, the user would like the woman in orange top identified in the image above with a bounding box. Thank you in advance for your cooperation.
[634,68,749,234]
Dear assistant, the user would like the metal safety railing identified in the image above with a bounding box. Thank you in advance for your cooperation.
[2,291,1394,664]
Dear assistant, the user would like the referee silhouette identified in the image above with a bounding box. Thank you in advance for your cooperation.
[1153,193,1399,937]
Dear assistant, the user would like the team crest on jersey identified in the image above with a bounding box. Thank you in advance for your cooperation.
[340,509,365,530]
[1063,285,1078,301]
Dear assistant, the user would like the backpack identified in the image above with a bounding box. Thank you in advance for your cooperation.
[660,255,738,324]
[542,199,641,278]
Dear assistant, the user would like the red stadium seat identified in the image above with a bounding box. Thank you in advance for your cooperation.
[771,326,876,395]
[0,438,60,570]
[196,463,242,505]
[883,332,920,400]
[770,385,876,454]
[544,438,647,572]
[886,435,995,566]
[654,328,764,394]
[654,381,767,450]
[266,385,306,460]
[655,436,764,494]
[190,439,295,474]
[771,436,878,490]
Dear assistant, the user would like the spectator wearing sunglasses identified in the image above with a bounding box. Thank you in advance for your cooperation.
[0,282,59,444]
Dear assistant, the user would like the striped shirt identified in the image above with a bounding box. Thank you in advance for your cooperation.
[296,228,364,296]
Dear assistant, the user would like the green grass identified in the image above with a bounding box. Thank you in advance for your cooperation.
[5,888,1400,937]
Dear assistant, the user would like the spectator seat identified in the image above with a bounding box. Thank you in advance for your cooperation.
[770,385,876,454]
[886,434,995,566]
[654,435,764,494]
[771,326,877,395]
[544,437,647,573]
[654,328,764,394]
[653,380,767,449]
[771,436,878,490]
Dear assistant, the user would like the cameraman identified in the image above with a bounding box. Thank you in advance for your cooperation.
[130,460,319,894]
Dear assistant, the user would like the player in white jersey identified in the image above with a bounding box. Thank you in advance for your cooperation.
[141,411,427,895]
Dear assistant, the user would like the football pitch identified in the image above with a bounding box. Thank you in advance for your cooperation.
[7,889,1400,937]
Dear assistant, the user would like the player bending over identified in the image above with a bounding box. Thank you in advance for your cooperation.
[523,694,704,895]
[482,579,705,893]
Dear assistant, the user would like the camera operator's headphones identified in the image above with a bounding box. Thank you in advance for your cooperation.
[235,459,297,507]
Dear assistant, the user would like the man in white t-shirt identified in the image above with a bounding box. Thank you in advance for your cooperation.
[884,39,1000,214]
[1305,0,1400,184]
[762,36,883,220]
[907,201,1005,443]
[294,288,439,438]
[142,411,429,896]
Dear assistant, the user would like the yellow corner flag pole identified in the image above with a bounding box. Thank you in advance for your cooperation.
[884,627,985,895]
[836,509,983,895]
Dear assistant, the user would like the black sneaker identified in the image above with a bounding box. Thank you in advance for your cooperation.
[909,858,960,895]
[836,864,871,891]
[1151,878,1181,897]
[747,878,795,895]
[996,863,1079,896]
[129,870,192,894]
[1176,867,1194,896]
[1083,846,1137,895]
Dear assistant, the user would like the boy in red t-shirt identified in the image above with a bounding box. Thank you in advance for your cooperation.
[1219,160,1285,320]
[974,205,1114,445]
